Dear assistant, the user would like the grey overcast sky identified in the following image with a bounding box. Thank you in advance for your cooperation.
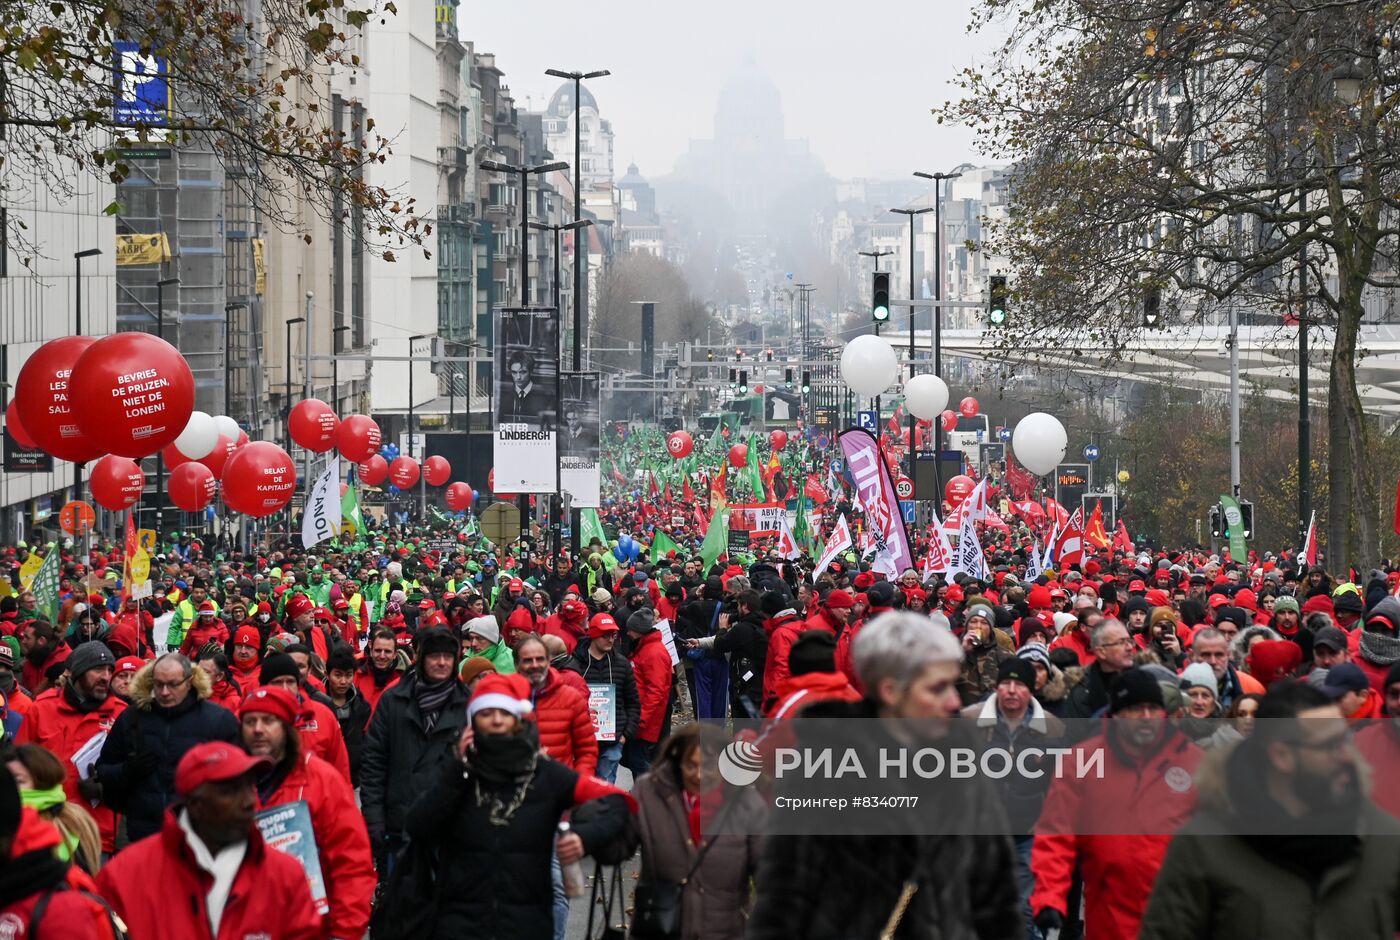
[460,0,1005,181]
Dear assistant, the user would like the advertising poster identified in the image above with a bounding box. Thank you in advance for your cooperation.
[256,801,329,914]
[587,683,617,742]
[559,372,601,508]
[493,306,558,493]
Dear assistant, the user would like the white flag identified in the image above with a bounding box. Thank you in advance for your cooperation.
[1025,540,1043,581]
[302,456,341,548]
[775,514,802,560]
[951,499,987,581]
[922,505,955,578]
[813,515,854,582]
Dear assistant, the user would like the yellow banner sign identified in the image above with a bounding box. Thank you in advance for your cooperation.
[253,237,266,294]
[130,547,151,585]
[137,528,157,554]
[115,232,171,265]
[18,553,43,591]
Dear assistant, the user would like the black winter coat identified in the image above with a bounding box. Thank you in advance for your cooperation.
[571,644,641,740]
[359,674,470,836]
[331,686,373,786]
[709,611,767,719]
[404,753,630,940]
[95,689,239,842]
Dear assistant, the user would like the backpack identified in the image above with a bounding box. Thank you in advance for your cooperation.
[31,882,128,940]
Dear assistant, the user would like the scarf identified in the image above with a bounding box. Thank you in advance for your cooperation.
[0,847,70,910]
[413,675,456,732]
[467,727,541,826]
[1359,630,1400,666]
[20,785,66,812]
[62,681,104,715]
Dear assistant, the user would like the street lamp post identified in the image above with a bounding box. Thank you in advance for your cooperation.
[913,170,962,500]
[73,248,101,508]
[544,67,609,371]
[480,158,570,306]
[156,277,180,535]
[408,334,427,520]
[285,317,305,453]
[332,325,351,415]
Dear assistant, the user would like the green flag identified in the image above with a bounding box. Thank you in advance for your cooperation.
[581,508,608,549]
[650,529,680,563]
[793,497,813,553]
[342,484,365,535]
[31,546,61,625]
[462,513,480,538]
[699,505,729,572]
[746,433,765,498]
[1219,494,1249,562]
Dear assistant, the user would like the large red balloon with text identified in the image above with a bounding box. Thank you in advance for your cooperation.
[198,435,237,479]
[4,400,36,450]
[958,397,980,419]
[357,454,389,486]
[424,455,451,487]
[14,335,102,462]
[769,429,788,452]
[389,456,420,489]
[69,332,195,458]
[940,409,958,432]
[168,461,217,512]
[337,414,381,462]
[666,430,693,460]
[91,455,145,511]
[222,441,296,516]
[728,443,748,469]
[445,481,474,511]
[288,399,340,453]
[161,442,191,470]
[945,474,975,507]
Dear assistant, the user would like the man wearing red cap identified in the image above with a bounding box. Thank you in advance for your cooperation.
[228,624,263,690]
[240,686,375,940]
[543,597,589,647]
[570,613,640,784]
[97,741,323,940]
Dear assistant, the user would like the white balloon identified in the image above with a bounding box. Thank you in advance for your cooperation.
[212,414,240,442]
[173,411,218,460]
[1012,412,1068,476]
[903,374,949,421]
[839,335,899,397]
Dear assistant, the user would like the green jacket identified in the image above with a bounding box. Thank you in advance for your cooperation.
[461,640,514,676]
[1140,742,1400,940]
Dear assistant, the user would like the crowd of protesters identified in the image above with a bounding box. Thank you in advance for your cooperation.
[0,513,1396,939]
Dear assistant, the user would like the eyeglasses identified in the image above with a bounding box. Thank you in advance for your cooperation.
[1097,637,1135,649]
[152,677,191,692]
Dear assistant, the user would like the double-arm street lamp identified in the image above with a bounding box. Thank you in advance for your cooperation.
[480,158,570,305]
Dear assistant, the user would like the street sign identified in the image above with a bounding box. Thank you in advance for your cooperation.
[857,411,877,431]
[997,426,1012,442]
[898,501,916,524]
[479,501,521,546]
[895,477,914,499]
[1083,444,1101,462]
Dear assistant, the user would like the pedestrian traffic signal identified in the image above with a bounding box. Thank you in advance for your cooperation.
[872,271,890,322]
[735,348,744,361]
[988,275,1008,326]
[1238,500,1254,540]
[801,371,811,393]
[785,368,794,389]
[1209,504,1222,538]
[739,370,749,394]
[1144,285,1162,328]
[707,349,715,362]
[728,368,737,389]
[765,348,774,362]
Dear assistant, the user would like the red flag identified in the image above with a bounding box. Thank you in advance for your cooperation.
[803,474,829,505]
[662,481,672,503]
[1043,498,1069,528]
[647,471,660,500]
[121,515,138,604]
[1084,500,1110,550]
[683,476,695,503]
[1054,507,1084,567]
[1302,512,1318,566]
[1004,452,1038,502]
[1112,518,1133,554]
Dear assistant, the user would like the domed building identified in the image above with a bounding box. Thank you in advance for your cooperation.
[543,81,615,193]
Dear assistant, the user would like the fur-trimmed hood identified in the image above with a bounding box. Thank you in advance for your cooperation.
[128,658,213,710]
[1193,736,1374,818]
[1038,663,1069,703]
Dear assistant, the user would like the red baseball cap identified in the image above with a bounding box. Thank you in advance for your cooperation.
[175,742,272,797]
[114,656,145,675]
[586,613,619,638]
[1128,580,1146,593]
[284,594,314,619]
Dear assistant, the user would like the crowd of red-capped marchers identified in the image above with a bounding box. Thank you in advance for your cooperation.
[0,516,1396,940]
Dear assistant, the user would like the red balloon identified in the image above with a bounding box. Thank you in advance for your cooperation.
[4,400,36,450]
[728,444,748,469]
[666,431,693,459]
[222,441,296,516]
[161,442,191,470]
[958,397,980,419]
[69,332,195,458]
[168,461,217,512]
[90,455,145,511]
[945,474,975,507]
[389,456,420,489]
[197,435,236,480]
[940,409,958,432]
[769,429,788,451]
[445,481,474,511]
[424,455,451,487]
[288,399,340,453]
[336,414,381,462]
[14,335,102,462]
[357,455,389,486]
[234,430,249,449]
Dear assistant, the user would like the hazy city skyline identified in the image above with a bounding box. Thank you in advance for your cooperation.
[462,0,1005,182]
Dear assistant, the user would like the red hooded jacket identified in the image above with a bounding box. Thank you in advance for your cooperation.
[628,630,673,743]
[98,809,323,940]
[0,808,115,938]
[296,695,352,782]
[258,752,376,940]
[834,606,893,693]
[761,611,810,710]
[543,601,589,647]
[530,667,598,776]
[1355,718,1400,821]
[353,667,400,714]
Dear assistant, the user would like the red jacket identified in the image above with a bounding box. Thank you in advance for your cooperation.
[352,668,401,715]
[178,620,229,657]
[1032,727,1202,940]
[296,695,352,782]
[1347,629,1395,694]
[259,752,376,940]
[756,671,861,774]
[542,606,588,647]
[0,808,115,939]
[1049,627,1096,666]
[628,630,673,743]
[1355,719,1400,821]
[16,686,126,852]
[833,606,891,693]
[22,644,69,696]
[761,612,810,710]
[98,809,323,940]
[207,678,243,714]
[531,668,598,777]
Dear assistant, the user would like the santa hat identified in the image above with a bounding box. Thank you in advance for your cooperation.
[467,672,534,722]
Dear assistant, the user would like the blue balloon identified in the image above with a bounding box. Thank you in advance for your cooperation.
[613,543,628,562]
[388,485,400,494]
[627,542,641,562]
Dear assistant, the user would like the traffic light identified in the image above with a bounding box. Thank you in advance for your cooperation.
[1144,285,1162,328]
[800,371,811,393]
[735,348,744,361]
[872,271,890,322]
[739,370,749,394]
[1209,504,1222,539]
[706,349,715,362]
[765,348,774,362]
[728,368,737,389]
[1238,501,1254,540]
[988,275,1008,325]
[785,368,794,389]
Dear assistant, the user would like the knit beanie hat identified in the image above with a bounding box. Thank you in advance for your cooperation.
[1109,667,1165,714]
[416,627,460,660]
[1245,639,1303,689]
[626,608,656,634]
[463,616,500,645]
[996,657,1037,691]
[789,631,837,677]
[459,657,498,686]
[259,652,301,686]
[67,640,116,679]
[1178,662,1217,697]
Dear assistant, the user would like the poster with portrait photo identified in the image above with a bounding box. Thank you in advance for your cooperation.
[493,306,559,492]
[559,372,600,507]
